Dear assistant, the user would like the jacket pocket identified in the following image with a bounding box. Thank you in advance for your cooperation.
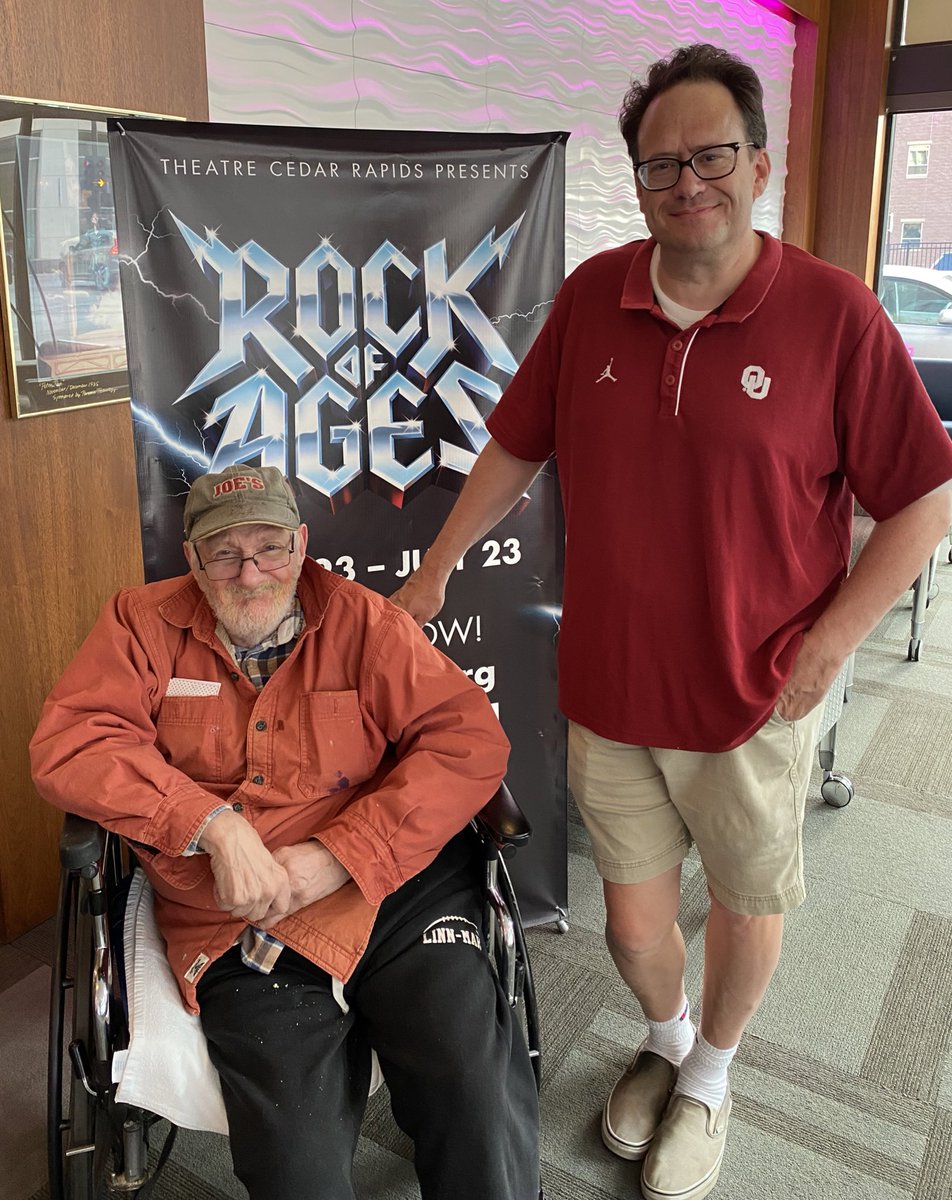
[299,690,371,797]
[155,696,224,785]
[140,852,212,894]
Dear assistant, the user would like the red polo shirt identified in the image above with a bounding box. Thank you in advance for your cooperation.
[486,233,952,751]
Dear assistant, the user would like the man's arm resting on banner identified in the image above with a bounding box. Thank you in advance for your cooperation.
[391,438,547,625]
[777,485,952,720]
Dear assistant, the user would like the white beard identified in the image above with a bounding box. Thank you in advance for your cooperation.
[206,573,299,648]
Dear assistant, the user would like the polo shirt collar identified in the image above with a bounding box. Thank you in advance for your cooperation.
[620,230,783,324]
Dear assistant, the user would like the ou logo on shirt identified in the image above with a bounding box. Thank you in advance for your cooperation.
[741,364,771,399]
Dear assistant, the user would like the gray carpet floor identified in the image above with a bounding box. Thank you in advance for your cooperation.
[3,554,951,1200]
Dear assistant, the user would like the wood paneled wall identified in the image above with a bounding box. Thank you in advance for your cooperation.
[782,2,830,251]
[812,0,897,279]
[0,0,208,940]
[783,0,896,280]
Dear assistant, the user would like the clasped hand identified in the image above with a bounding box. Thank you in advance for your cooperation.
[198,809,350,928]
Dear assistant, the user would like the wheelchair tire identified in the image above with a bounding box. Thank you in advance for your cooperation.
[49,872,115,1200]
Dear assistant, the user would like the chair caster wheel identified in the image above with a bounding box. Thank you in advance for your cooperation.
[554,907,569,934]
[907,638,921,662]
[821,773,853,808]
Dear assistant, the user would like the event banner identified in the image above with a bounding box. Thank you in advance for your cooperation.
[108,119,568,923]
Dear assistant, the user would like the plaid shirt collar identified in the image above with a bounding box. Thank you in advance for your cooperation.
[217,596,305,691]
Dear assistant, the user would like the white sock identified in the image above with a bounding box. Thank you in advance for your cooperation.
[644,996,695,1066]
[673,1030,737,1109]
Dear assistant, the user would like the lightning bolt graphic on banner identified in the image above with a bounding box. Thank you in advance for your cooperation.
[120,209,219,325]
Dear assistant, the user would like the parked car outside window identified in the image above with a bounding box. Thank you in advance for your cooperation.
[877,265,952,360]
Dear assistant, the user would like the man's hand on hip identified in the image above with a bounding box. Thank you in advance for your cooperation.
[257,841,352,930]
[775,628,843,721]
[198,808,291,923]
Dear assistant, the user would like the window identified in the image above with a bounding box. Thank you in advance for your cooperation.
[906,142,930,176]
[902,0,952,44]
[892,278,952,325]
[880,6,952,359]
[900,220,923,245]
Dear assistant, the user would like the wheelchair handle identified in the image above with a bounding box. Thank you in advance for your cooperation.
[60,813,105,873]
[473,782,531,849]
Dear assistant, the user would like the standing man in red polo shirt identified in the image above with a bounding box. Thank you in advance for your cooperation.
[393,42,952,1200]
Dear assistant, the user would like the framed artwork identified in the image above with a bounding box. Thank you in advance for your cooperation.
[0,97,175,418]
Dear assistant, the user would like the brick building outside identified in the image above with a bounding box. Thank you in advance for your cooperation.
[884,110,952,270]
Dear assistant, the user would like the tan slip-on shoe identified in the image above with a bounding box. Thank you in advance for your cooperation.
[640,1087,732,1200]
[600,1039,678,1161]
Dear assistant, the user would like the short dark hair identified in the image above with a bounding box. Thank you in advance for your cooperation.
[619,43,767,165]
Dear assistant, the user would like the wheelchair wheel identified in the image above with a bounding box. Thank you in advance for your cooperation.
[50,828,170,1200]
[486,851,542,1092]
[49,869,116,1199]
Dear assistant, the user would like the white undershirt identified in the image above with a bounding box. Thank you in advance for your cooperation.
[649,244,712,330]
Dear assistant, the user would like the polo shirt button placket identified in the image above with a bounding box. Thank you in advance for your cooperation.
[662,334,685,414]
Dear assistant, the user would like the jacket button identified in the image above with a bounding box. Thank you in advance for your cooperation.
[230,672,239,682]
[232,801,243,813]
[252,774,265,786]
[255,720,267,731]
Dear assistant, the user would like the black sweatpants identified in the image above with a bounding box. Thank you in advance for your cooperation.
[197,832,540,1199]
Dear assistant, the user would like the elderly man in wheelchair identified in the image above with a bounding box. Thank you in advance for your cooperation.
[31,464,541,1200]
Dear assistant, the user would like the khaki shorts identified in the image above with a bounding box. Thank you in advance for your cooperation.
[568,705,825,916]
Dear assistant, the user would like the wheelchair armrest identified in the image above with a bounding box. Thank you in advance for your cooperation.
[473,782,531,849]
[60,813,105,872]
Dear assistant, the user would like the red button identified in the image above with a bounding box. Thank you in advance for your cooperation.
[665,374,676,386]
[673,340,683,351]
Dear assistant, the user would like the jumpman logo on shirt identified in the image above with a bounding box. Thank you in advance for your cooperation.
[596,358,618,383]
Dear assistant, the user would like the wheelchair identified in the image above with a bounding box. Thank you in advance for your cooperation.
[48,783,542,1199]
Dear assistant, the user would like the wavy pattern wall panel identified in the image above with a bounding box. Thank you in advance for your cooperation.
[204,0,795,271]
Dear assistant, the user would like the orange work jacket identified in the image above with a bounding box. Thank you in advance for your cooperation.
[31,559,509,1011]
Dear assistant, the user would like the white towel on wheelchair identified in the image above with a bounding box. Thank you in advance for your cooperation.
[112,868,230,1133]
[112,868,383,1133]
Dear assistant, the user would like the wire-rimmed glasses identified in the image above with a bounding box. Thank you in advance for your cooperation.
[195,534,295,580]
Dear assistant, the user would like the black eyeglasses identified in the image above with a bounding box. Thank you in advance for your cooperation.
[195,534,295,580]
[634,142,761,191]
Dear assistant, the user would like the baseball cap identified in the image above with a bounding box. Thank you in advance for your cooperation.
[184,466,300,543]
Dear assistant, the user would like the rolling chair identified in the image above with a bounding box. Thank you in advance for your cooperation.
[908,358,952,662]
[822,366,952,797]
[811,507,874,810]
[49,783,542,1200]
[816,654,855,808]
